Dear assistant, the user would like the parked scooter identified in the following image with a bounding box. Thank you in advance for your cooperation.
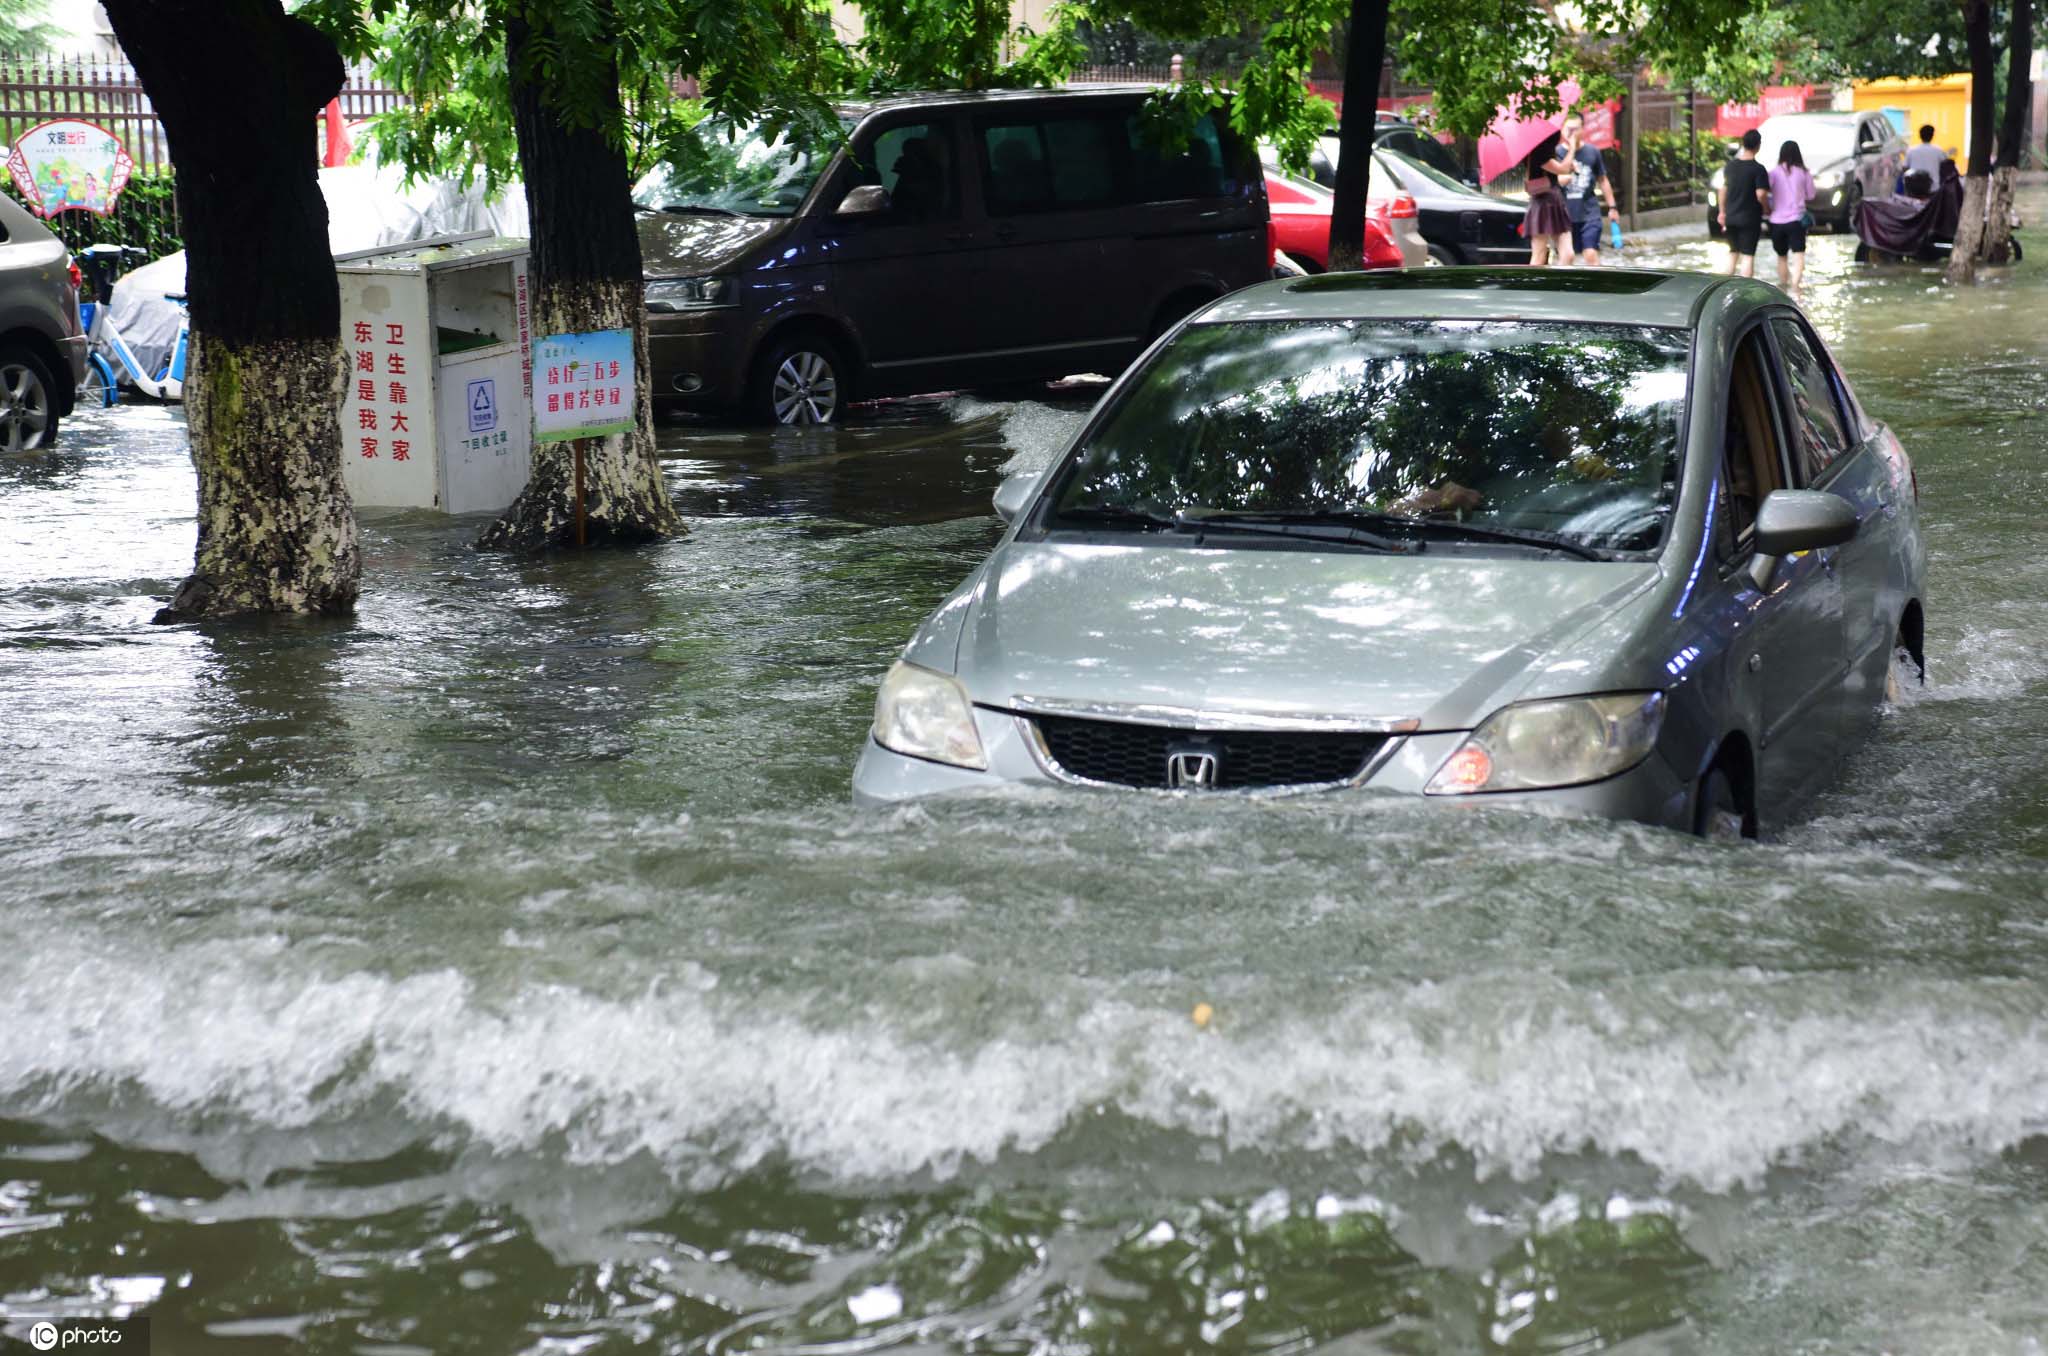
[1852,162,2025,264]
[76,243,189,403]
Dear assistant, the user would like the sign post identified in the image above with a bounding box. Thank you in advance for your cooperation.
[5,120,134,218]
[532,329,635,548]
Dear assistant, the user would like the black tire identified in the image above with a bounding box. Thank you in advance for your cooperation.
[1840,184,1862,234]
[1425,243,1463,267]
[2012,236,2024,262]
[0,344,61,453]
[1282,252,1323,276]
[1693,765,1752,842]
[1706,210,1723,239]
[747,332,847,426]
[1854,241,1871,263]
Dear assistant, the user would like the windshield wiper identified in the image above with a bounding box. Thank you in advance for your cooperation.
[1053,505,1188,532]
[657,203,740,216]
[1173,509,1422,554]
[1395,517,1617,561]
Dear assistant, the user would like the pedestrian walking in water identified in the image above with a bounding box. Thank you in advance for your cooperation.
[1718,128,1769,278]
[1523,140,1574,266]
[1560,115,1621,265]
[1767,140,1816,295]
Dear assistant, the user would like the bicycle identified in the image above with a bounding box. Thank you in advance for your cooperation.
[76,243,189,405]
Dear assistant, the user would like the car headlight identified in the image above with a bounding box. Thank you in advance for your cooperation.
[871,661,988,770]
[1425,692,1665,795]
[645,275,734,312]
[1814,168,1845,189]
[1709,168,1725,192]
[1707,190,1719,208]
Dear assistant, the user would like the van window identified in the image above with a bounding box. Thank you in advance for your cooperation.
[980,115,1118,214]
[856,122,957,219]
[1770,316,1853,482]
[1129,112,1231,201]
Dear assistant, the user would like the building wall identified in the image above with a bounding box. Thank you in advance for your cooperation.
[1853,74,1973,160]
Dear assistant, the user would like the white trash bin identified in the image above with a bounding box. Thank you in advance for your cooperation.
[335,232,533,514]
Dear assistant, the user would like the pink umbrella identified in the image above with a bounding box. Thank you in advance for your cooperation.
[1476,79,1584,187]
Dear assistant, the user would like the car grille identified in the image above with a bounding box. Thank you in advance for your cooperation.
[1031,715,1385,790]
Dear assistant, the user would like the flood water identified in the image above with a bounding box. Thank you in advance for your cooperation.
[3,201,2046,1354]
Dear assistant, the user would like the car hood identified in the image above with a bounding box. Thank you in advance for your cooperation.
[953,541,1663,730]
[635,209,785,278]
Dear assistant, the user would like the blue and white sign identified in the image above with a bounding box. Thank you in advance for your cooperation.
[467,378,497,433]
[533,329,635,443]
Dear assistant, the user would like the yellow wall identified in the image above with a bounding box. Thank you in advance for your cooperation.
[1853,75,1973,160]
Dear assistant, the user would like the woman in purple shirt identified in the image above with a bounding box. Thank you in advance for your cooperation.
[1767,141,1816,294]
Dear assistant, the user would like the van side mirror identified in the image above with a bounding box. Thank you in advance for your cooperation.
[1748,489,1858,589]
[992,471,1038,524]
[834,185,890,217]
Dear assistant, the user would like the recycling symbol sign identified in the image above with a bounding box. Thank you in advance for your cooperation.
[467,378,497,433]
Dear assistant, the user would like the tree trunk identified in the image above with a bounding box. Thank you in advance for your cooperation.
[101,0,358,620]
[1327,0,1390,271]
[1984,0,2033,264]
[481,6,679,551]
[1945,0,1998,284]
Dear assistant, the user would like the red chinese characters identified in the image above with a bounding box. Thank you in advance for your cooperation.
[360,436,378,458]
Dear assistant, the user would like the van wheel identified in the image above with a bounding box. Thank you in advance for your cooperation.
[749,334,845,426]
[1426,244,1462,266]
[0,345,60,453]
[1693,766,1751,842]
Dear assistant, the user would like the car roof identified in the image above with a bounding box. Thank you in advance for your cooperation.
[1200,267,1730,329]
[832,85,1160,119]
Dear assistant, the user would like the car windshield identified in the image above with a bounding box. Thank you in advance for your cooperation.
[632,117,845,218]
[1758,118,1856,166]
[1374,147,1469,195]
[1051,319,1691,554]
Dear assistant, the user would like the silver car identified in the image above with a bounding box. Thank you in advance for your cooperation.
[854,268,1925,838]
[0,191,87,453]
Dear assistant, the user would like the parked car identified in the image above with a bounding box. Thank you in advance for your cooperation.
[1371,147,1530,265]
[1367,116,1476,185]
[1263,168,1416,271]
[636,87,1269,425]
[0,192,86,452]
[1708,111,1906,236]
[854,267,1925,841]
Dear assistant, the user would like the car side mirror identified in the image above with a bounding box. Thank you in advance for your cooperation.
[992,471,1037,524]
[834,184,890,217]
[1748,489,1858,589]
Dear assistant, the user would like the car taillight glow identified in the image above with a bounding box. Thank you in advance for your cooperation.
[68,262,82,292]
[1389,194,1419,219]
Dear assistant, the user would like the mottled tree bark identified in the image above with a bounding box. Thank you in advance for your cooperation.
[480,6,680,551]
[102,0,358,620]
[1984,0,2032,265]
[1945,0,1997,284]
[1327,0,1389,272]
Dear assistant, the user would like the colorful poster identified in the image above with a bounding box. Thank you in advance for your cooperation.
[5,119,134,218]
[533,330,635,443]
[1715,87,1814,137]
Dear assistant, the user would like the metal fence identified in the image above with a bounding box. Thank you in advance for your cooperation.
[0,55,405,254]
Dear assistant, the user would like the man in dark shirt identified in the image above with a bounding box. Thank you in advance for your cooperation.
[1718,129,1770,277]
[1561,114,1619,264]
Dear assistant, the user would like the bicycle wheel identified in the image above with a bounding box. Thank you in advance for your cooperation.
[80,354,118,408]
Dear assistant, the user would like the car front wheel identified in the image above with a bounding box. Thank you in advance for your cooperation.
[0,346,60,453]
[1693,765,1752,841]
[750,334,846,426]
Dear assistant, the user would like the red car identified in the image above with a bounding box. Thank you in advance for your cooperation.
[1265,170,1412,271]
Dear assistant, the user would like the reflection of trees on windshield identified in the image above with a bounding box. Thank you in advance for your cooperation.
[1059,320,1690,551]
[633,118,844,217]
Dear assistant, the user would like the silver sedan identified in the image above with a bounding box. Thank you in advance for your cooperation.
[854,268,1926,838]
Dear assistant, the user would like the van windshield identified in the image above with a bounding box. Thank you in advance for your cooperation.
[634,118,847,218]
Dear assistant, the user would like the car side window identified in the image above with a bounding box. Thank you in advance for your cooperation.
[1127,110,1232,201]
[1718,328,1791,561]
[1769,315,1854,483]
[853,121,957,220]
[979,114,1120,215]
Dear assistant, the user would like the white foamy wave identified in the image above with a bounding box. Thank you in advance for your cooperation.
[944,396,1094,476]
[4,934,2044,1193]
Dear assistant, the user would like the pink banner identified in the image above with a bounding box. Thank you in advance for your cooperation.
[1716,86,1814,136]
